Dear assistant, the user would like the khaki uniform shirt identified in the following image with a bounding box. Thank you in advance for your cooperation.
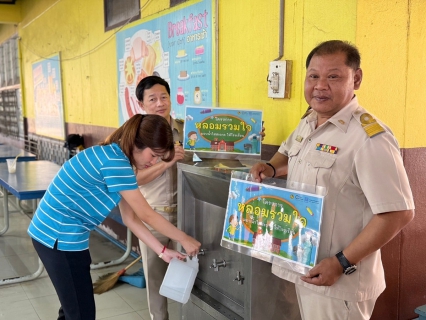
[272,97,414,302]
[138,118,184,229]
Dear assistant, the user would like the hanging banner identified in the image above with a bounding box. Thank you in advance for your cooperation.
[221,171,324,274]
[32,53,65,140]
[183,106,263,156]
[116,0,216,124]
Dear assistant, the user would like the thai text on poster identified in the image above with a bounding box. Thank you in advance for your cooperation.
[183,106,263,155]
[116,0,215,124]
[222,175,324,269]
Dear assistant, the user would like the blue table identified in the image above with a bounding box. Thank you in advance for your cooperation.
[0,145,36,162]
[0,160,61,285]
[0,145,37,233]
[0,160,60,235]
[0,160,132,285]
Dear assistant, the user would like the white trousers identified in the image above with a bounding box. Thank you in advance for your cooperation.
[295,284,377,320]
[139,211,177,320]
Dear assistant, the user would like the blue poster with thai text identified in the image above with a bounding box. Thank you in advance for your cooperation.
[221,172,324,271]
[183,106,263,155]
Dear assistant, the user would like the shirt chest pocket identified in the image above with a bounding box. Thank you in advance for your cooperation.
[287,144,302,173]
[303,150,337,188]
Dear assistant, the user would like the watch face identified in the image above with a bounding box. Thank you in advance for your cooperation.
[344,265,357,275]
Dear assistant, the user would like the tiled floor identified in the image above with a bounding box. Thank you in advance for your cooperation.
[0,196,181,320]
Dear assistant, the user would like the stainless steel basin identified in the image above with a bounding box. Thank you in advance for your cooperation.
[177,160,301,320]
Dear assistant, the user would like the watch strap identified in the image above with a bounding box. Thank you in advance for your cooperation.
[335,251,357,275]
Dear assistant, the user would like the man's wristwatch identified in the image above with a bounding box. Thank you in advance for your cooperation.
[335,251,357,275]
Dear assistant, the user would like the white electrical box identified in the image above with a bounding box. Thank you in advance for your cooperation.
[267,60,291,99]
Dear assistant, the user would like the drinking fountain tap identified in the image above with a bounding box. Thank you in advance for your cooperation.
[210,258,226,271]
[233,271,245,285]
[188,249,206,260]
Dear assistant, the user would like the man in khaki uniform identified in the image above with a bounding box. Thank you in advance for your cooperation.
[135,75,265,319]
[135,76,186,320]
[250,40,415,320]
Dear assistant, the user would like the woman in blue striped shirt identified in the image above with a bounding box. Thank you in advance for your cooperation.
[28,114,201,320]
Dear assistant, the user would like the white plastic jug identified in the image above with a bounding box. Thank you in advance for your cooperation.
[159,256,199,304]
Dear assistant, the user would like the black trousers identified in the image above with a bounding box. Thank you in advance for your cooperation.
[32,239,95,320]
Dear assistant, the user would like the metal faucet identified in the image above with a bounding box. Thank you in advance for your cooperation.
[188,249,206,260]
[210,258,226,271]
[233,271,245,285]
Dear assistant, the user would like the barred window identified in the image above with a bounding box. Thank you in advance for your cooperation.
[170,0,187,6]
[0,89,23,138]
[0,35,23,139]
[0,35,19,88]
[104,0,140,31]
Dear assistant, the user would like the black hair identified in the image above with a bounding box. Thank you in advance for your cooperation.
[100,114,175,167]
[306,40,361,71]
[135,76,171,102]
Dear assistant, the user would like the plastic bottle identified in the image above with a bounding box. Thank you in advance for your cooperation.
[194,87,201,104]
[177,87,185,105]
[159,256,199,304]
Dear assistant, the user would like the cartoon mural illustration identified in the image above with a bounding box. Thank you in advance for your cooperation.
[248,134,261,154]
[32,54,65,140]
[186,131,198,150]
[116,0,215,124]
[226,213,240,241]
[293,228,319,265]
[118,29,169,122]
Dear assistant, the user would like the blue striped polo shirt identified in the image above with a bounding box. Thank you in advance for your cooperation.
[28,143,137,251]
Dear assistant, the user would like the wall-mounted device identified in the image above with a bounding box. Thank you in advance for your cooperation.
[267,60,292,99]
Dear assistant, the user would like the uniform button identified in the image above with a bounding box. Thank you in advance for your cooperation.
[298,159,302,164]
[308,138,312,143]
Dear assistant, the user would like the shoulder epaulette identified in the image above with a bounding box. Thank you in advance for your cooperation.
[173,119,185,136]
[359,113,385,138]
[301,106,313,119]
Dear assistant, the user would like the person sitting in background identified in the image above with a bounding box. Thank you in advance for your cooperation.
[250,40,414,320]
[28,114,201,320]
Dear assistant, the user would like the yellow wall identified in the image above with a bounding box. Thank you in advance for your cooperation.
[1,0,425,148]
[18,0,118,127]
[405,0,426,148]
[0,1,21,25]
[355,0,426,148]
[0,23,16,43]
[219,0,356,145]
[357,0,408,146]
[16,0,193,128]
